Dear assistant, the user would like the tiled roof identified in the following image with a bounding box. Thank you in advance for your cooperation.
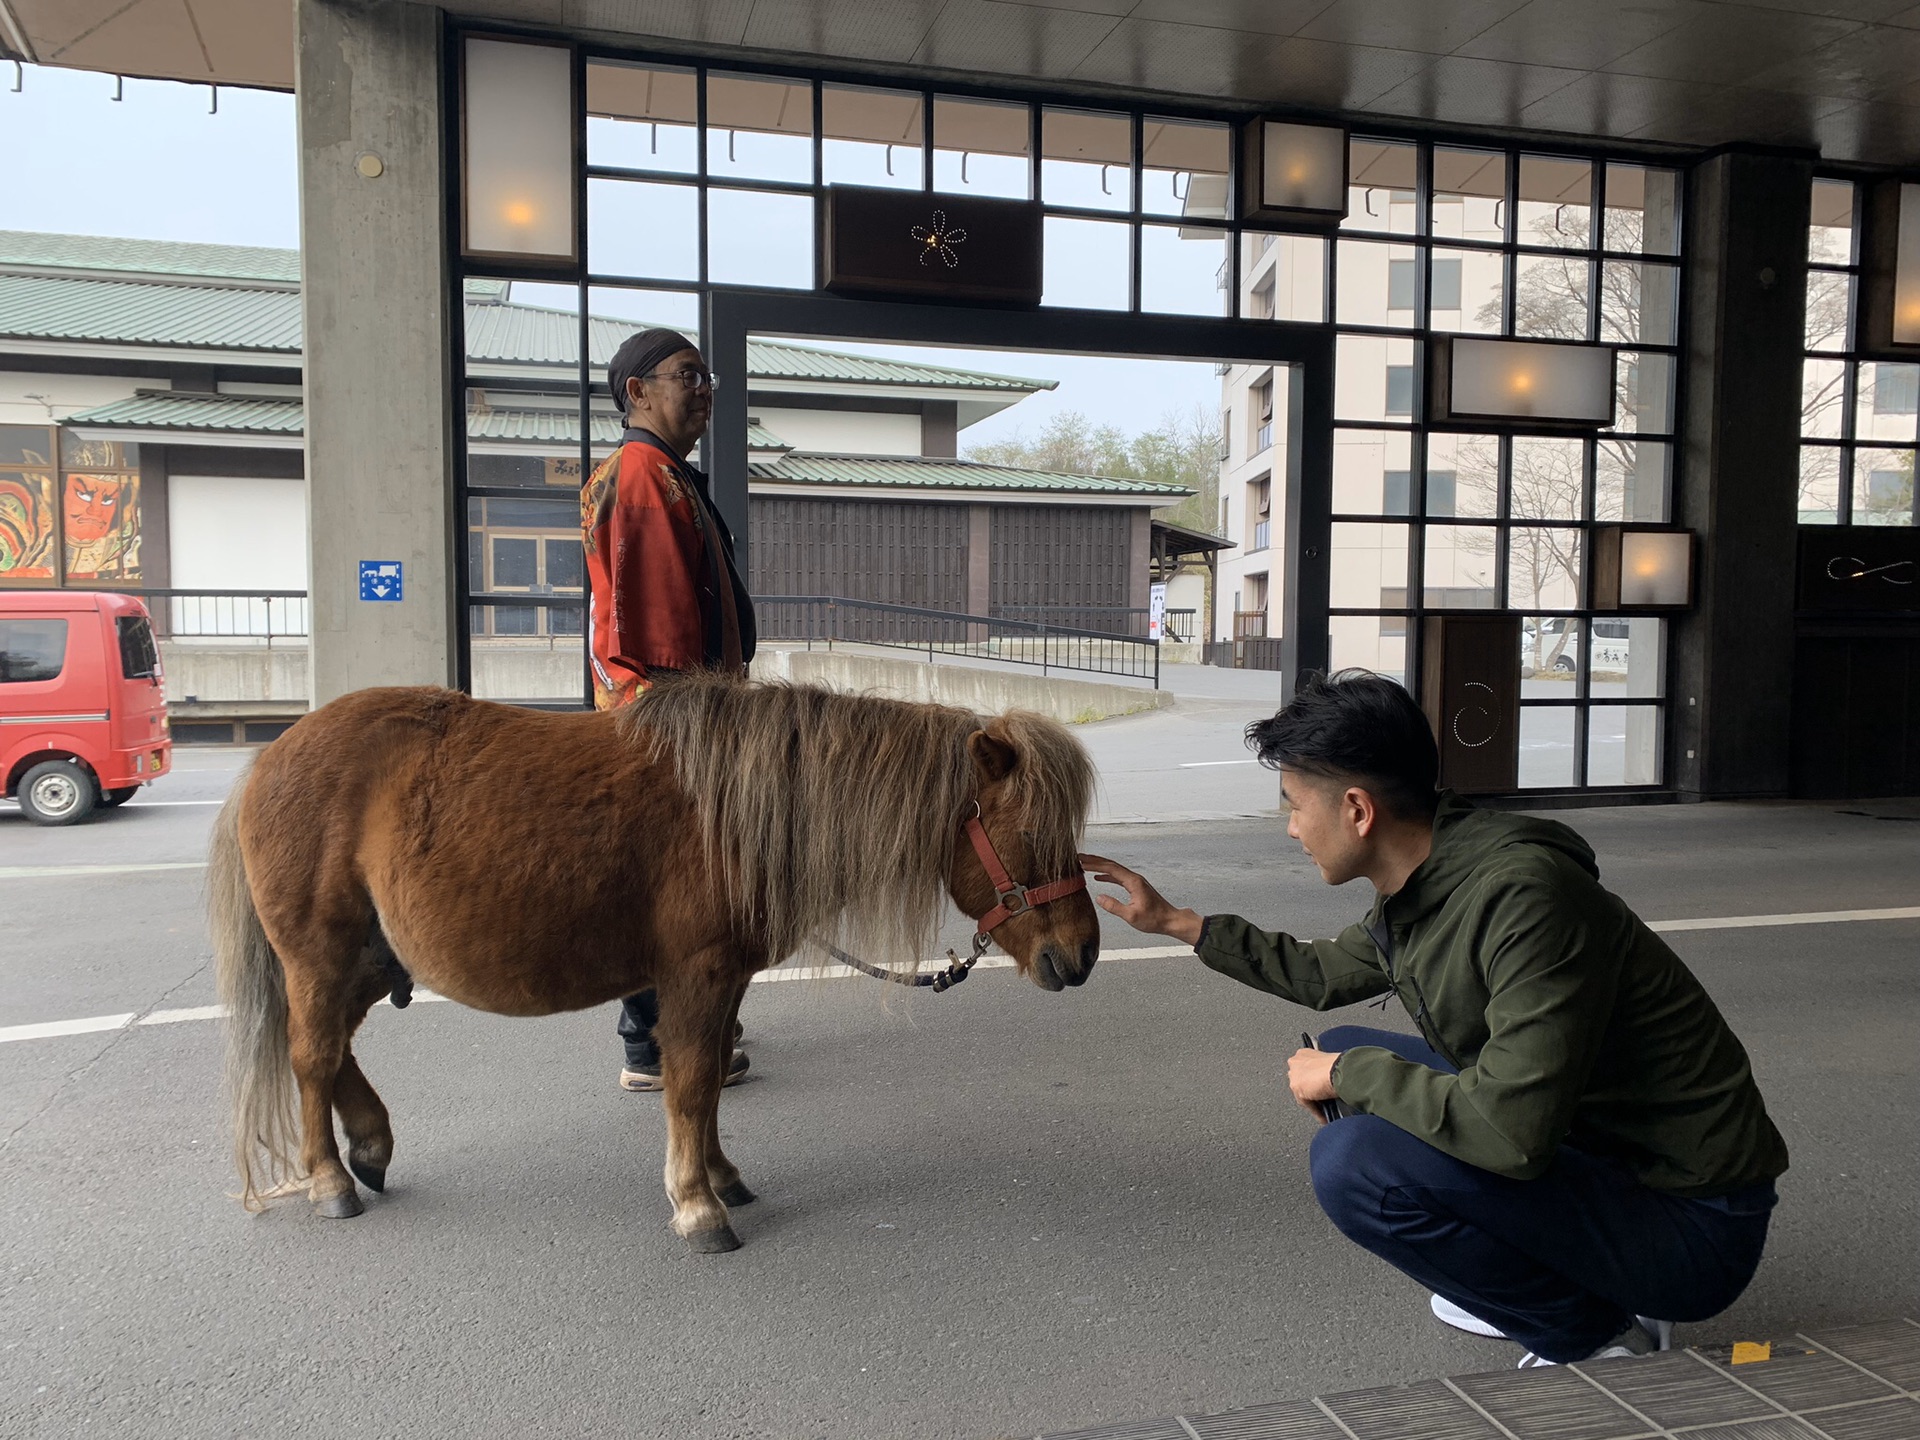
[747,422,791,451]
[751,454,1190,497]
[64,392,304,435]
[0,231,302,284]
[466,404,623,446]
[0,274,303,352]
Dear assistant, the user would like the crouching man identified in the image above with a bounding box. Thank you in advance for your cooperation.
[1082,670,1787,1368]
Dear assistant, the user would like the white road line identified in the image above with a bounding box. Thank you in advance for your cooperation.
[2,910,1912,1048]
[124,800,226,808]
[0,861,208,880]
[1178,759,1258,768]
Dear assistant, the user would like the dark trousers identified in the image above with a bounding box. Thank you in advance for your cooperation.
[617,990,659,1068]
[1310,1024,1777,1363]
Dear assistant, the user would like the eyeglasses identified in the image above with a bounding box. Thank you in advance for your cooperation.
[642,366,716,392]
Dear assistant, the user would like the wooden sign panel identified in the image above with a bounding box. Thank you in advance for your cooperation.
[1420,614,1522,794]
[822,188,1042,305]
[1796,526,1920,613]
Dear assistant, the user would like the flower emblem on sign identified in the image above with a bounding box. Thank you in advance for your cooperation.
[910,210,967,269]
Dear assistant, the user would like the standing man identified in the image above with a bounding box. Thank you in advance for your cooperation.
[584,327,756,1092]
[1083,670,1788,1369]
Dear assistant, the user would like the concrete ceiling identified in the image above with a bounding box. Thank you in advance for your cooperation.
[6,0,1920,165]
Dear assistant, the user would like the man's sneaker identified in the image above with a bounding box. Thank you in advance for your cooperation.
[1431,1294,1508,1339]
[1518,1321,1660,1369]
[619,1050,750,1092]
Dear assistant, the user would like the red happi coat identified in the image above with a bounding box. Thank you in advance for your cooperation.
[581,429,755,711]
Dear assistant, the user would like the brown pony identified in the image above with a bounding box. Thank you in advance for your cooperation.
[210,674,1099,1252]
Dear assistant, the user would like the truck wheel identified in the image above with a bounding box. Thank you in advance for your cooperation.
[17,760,98,826]
[100,786,140,808]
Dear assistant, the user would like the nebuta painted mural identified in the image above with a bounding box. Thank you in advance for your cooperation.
[59,436,142,583]
[0,425,58,582]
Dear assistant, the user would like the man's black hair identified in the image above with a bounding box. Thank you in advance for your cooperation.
[1245,669,1439,819]
[607,328,698,419]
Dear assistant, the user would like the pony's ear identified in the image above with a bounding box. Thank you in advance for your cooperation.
[968,728,1017,783]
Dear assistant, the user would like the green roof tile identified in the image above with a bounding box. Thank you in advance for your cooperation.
[64,392,303,435]
[0,274,303,352]
[750,454,1190,497]
[0,231,302,284]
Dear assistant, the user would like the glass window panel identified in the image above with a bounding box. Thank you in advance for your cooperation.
[1856,362,1920,442]
[1519,705,1579,788]
[1331,522,1411,609]
[1240,232,1325,321]
[1330,614,1407,684]
[823,84,924,190]
[1522,615,1581,684]
[0,423,54,466]
[1428,433,1499,518]
[1801,357,1849,439]
[490,536,539,589]
[1042,107,1131,211]
[1589,704,1664,785]
[1595,439,1672,523]
[1809,178,1855,266]
[706,73,813,182]
[468,445,587,491]
[1615,351,1675,435]
[586,60,698,174]
[1332,428,1413,515]
[587,284,700,338]
[588,179,699,280]
[1510,437,1585,521]
[1042,216,1129,310]
[1600,260,1678,347]
[1337,239,1420,328]
[1517,155,1593,249]
[1509,526,1584,612]
[1432,147,1505,242]
[1513,253,1591,338]
[1798,444,1844,523]
[1142,116,1230,219]
[1805,271,1853,353]
[933,95,1030,199]
[1140,223,1228,316]
[707,189,815,288]
[1423,524,1498,608]
[1335,334,1418,422]
[1604,165,1680,256]
[1852,447,1915,525]
[545,536,584,591]
[1344,139,1418,235]
[470,602,586,701]
[1429,245,1504,334]
[1590,616,1665,699]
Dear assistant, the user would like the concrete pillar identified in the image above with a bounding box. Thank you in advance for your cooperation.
[966,503,990,615]
[295,0,456,705]
[1672,151,1812,799]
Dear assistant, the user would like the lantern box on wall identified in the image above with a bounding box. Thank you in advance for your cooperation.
[1419,613,1522,794]
[1591,525,1695,611]
[1859,178,1920,358]
[1429,336,1616,430]
[822,188,1043,305]
[1238,119,1348,228]
[460,35,579,273]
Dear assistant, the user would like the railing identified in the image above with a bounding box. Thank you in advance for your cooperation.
[1233,609,1268,639]
[757,596,1159,685]
[991,604,1198,643]
[118,589,310,644]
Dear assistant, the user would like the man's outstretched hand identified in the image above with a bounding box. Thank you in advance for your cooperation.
[1288,1046,1340,1123]
[1079,853,1205,947]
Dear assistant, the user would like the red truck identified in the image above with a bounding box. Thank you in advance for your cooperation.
[1,590,171,825]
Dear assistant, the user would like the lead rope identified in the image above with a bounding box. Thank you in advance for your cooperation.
[826,931,992,992]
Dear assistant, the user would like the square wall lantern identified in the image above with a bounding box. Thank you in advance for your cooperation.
[1592,525,1694,610]
[461,36,578,269]
[1860,179,1920,356]
[1239,119,1348,227]
[1429,336,1616,429]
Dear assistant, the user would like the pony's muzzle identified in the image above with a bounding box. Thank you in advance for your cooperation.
[1034,938,1098,991]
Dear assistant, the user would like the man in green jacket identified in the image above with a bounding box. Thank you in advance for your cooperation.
[1082,670,1787,1368]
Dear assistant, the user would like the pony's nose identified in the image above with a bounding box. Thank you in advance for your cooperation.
[1078,939,1099,978]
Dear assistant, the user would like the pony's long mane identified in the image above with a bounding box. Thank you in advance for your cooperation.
[621,674,1094,965]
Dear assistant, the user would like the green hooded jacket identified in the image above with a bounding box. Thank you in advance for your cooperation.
[1196,793,1789,1197]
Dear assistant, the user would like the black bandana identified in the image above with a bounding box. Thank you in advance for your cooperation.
[607,328,699,414]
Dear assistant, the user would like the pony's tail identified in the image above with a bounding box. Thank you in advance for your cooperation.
[209,787,301,1211]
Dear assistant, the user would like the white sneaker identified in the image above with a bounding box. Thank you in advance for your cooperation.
[1518,1321,1660,1369]
[1430,1293,1508,1339]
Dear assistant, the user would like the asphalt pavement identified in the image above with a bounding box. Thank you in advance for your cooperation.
[2,699,1917,1440]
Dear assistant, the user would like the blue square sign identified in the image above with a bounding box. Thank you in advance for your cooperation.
[359,561,403,602]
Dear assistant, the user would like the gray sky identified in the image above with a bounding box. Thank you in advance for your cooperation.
[0,65,1220,444]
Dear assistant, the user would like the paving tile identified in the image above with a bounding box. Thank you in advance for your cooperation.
[1317,1378,1505,1440]
[1572,1351,1776,1429]
[1451,1364,1655,1440]
[1807,1320,1920,1394]
[1184,1399,1349,1439]
[1038,1420,1191,1440]
[1695,1345,1906,1413]
[1803,1398,1920,1439]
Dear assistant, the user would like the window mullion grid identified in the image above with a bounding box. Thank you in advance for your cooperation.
[696,66,711,289]
[921,86,933,192]
[1129,109,1144,314]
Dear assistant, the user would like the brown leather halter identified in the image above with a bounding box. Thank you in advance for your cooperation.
[826,801,1088,992]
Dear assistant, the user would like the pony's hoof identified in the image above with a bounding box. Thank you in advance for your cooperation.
[716,1180,757,1207]
[685,1224,742,1254]
[313,1188,364,1219]
[348,1159,387,1193]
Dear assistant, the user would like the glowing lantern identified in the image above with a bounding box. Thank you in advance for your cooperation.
[462,36,577,266]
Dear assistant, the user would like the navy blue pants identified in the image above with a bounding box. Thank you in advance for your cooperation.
[1310,1025,1778,1362]
[617,990,660,1068]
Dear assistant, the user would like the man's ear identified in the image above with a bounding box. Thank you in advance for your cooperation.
[968,729,1016,783]
[1344,784,1379,838]
[624,376,645,414]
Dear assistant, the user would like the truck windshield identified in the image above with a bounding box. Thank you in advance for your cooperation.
[117,614,159,680]
[0,619,67,682]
